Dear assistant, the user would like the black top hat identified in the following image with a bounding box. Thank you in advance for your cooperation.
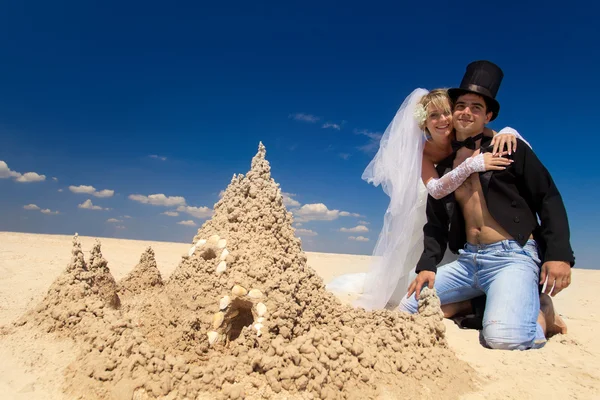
[448,60,504,121]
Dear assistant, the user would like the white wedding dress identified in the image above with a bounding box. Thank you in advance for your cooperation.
[326,179,433,310]
[326,88,528,311]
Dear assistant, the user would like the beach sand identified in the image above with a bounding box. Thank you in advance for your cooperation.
[1,231,599,399]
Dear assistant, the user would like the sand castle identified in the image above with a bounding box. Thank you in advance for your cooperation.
[12,143,474,399]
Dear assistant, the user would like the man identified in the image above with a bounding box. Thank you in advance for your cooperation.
[398,60,575,350]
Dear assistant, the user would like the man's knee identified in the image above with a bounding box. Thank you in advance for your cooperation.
[398,295,418,314]
[482,322,544,350]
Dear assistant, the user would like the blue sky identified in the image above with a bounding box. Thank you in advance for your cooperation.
[0,1,598,269]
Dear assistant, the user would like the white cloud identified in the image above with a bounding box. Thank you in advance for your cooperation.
[322,122,341,130]
[176,205,213,219]
[358,220,370,225]
[69,185,115,198]
[354,129,383,154]
[122,215,132,219]
[339,153,351,160]
[129,193,211,219]
[354,129,383,140]
[149,155,167,161]
[340,225,369,233]
[15,172,46,183]
[129,193,186,207]
[218,190,226,198]
[58,189,64,192]
[349,236,369,242]
[0,161,46,183]
[24,204,58,214]
[339,211,362,217]
[107,218,122,223]
[296,228,318,236]
[115,225,126,230]
[289,113,320,123]
[293,203,361,222]
[52,177,58,181]
[78,199,108,211]
[295,223,303,227]
[178,220,196,226]
[0,161,21,179]
[282,192,301,208]
[293,203,339,221]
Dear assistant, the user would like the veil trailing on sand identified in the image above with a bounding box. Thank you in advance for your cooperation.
[326,88,429,310]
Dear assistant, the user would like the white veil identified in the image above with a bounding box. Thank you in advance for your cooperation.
[326,88,429,310]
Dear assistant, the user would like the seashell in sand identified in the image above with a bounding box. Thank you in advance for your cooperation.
[197,239,207,246]
[227,308,239,318]
[213,312,225,329]
[217,238,227,249]
[256,303,267,317]
[256,317,265,323]
[216,261,227,274]
[219,296,231,310]
[254,323,263,337]
[132,388,146,400]
[188,245,196,257]
[248,289,263,299]
[208,234,220,245]
[232,285,247,296]
[207,331,219,345]
[220,248,229,261]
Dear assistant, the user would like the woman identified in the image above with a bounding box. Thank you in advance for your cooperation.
[326,88,529,311]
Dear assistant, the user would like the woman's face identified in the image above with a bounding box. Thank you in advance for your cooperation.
[425,102,452,142]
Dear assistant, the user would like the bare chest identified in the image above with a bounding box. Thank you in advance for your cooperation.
[452,150,483,203]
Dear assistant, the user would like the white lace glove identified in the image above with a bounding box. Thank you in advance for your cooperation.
[425,127,530,200]
[426,154,486,199]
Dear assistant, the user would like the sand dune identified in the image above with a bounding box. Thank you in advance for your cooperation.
[0,231,599,399]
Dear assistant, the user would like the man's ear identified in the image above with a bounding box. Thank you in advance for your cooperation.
[484,111,493,124]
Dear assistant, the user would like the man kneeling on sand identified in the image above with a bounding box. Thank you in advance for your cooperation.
[399,60,574,350]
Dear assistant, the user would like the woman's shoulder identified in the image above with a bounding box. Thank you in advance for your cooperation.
[423,142,451,165]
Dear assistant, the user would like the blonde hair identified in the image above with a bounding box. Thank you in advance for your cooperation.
[417,88,452,140]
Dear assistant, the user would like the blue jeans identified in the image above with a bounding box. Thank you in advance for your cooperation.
[399,239,546,350]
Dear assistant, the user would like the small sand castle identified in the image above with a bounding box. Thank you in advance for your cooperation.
[119,247,164,296]
[14,143,474,399]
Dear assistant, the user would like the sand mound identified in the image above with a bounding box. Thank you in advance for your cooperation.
[13,143,475,399]
[15,238,120,335]
[119,247,163,296]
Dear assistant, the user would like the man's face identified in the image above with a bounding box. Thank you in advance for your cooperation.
[452,93,493,134]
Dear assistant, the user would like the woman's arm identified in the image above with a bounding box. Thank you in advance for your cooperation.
[490,126,532,155]
[421,152,512,200]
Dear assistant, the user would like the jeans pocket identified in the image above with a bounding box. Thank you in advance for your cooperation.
[488,249,507,257]
[521,245,541,265]
[507,250,542,272]
[523,249,541,265]
[489,248,541,267]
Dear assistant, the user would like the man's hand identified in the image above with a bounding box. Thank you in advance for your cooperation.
[540,261,571,296]
[406,271,436,300]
